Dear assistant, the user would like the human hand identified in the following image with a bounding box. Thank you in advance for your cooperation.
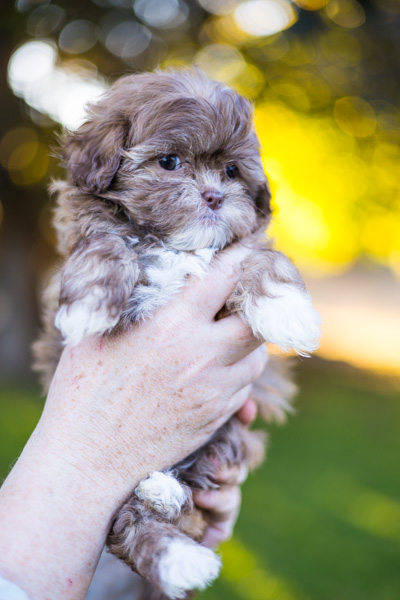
[193,398,257,548]
[0,243,268,600]
[42,244,268,499]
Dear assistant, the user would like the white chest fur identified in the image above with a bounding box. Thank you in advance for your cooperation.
[126,246,216,321]
[55,241,217,345]
[146,247,215,288]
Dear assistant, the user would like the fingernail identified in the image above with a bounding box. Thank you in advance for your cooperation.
[202,490,218,501]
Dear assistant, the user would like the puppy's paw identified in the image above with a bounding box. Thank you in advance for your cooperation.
[246,282,321,355]
[55,288,120,346]
[135,472,189,521]
[158,539,221,599]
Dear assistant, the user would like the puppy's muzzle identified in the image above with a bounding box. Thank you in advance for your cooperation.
[202,188,224,210]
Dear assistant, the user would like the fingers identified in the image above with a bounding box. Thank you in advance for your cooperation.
[226,344,268,396]
[194,486,240,521]
[177,243,253,321]
[213,314,262,364]
[213,463,248,486]
[194,486,241,548]
[223,384,254,420]
[236,398,257,425]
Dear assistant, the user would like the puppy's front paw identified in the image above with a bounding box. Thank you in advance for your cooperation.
[246,283,321,355]
[135,471,190,520]
[158,539,221,599]
[55,288,120,346]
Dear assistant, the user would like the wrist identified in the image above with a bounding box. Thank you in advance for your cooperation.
[0,415,138,600]
[33,408,146,510]
[42,349,155,500]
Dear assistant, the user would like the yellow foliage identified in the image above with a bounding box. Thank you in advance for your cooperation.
[255,101,399,276]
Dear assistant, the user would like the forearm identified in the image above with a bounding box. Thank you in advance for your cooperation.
[0,342,163,600]
[0,417,136,600]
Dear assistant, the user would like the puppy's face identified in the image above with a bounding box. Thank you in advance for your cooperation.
[63,70,271,251]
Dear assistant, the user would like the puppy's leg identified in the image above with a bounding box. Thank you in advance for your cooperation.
[108,502,220,600]
[176,418,264,488]
[227,249,320,355]
[55,233,139,345]
[251,354,297,423]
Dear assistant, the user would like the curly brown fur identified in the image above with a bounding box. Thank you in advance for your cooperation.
[33,68,320,599]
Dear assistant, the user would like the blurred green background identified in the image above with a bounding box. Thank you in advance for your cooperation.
[0,0,399,598]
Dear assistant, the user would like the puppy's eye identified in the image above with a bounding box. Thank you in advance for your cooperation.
[159,155,181,171]
[226,164,239,180]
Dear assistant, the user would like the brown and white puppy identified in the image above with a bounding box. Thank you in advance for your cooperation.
[33,69,320,600]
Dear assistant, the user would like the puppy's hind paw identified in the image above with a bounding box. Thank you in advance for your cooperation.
[158,539,221,599]
[55,288,120,346]
[246,283,321,355]
[135,471,190,520]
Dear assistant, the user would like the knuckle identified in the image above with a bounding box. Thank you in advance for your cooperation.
[220,522,234,542]
[235,320,255,344]
[249,350,266,381]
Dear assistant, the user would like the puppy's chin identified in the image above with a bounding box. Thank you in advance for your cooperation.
[167,220,231,252]
[166,204,259,251]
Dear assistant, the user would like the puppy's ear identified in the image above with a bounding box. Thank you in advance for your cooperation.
[62,103,129,194]
[255,182,272,224]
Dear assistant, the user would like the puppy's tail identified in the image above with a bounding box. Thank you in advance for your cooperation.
[138,581,195,600]
[251,353,297,423]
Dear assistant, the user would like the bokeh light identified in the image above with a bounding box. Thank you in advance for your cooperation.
[134,0,189,29]
[8,40,56,97]
[26,5,65,37]
[105,21,152,60]
[234,0,298,37]
[5,2,400,282]
[0,127,48,186]
[198,0,240,15]
[8,41,107,130]
[58,20,98,54]
[325,0,366,28]
[334,96,376,137]
[255,100,400,278]
[195,43,245,82]
[292,0,328,10]
[3,0,400,374]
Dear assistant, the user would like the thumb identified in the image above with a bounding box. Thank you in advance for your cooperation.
[179,243,253,321]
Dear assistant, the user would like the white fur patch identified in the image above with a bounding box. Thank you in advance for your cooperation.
[158,539,221,599]
[135,472,188,520]
[245,282,321,355]
[147,248,214,285]
[169,221,230,251]
[130,247,215,321]
[55,287,119,346]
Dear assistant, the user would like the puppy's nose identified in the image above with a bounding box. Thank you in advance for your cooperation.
[201,188,224,210]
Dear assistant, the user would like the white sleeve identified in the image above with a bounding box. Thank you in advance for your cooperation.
[0,575,29,600]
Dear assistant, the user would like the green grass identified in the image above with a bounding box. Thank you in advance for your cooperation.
[200,361,400,600]
[0,383,43,478]
[0,360,399,600]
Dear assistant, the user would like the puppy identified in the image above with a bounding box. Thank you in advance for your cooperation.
[33,69,320,600]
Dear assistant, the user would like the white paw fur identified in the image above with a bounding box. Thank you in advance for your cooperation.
[245,282,321,355]
[158,539,221,599]
[135,472,189,520]
[55,288,119,346]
